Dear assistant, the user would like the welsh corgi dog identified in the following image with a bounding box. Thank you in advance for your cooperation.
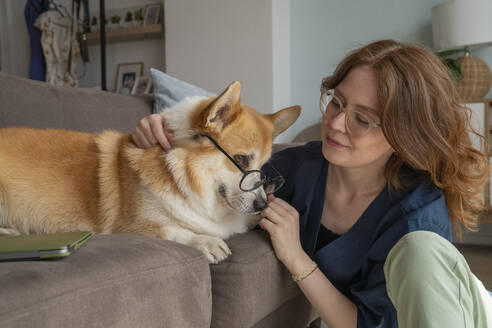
[0,81,300,263]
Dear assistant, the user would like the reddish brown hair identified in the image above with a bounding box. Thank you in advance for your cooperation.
[323,40,489,236]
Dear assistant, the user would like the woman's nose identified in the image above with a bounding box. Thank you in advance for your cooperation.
[329,111,347,133]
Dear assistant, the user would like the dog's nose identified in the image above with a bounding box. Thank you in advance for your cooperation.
[253,198,267,212]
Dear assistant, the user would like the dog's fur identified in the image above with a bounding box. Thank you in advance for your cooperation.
[0,82,300,263]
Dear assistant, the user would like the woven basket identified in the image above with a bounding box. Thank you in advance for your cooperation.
[456,56,492,100]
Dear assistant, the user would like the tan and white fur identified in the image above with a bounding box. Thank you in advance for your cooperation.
[0,81,300,263]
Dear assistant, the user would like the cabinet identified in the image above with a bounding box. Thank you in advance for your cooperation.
[463,99,492,244]
[467,99,492,214]
[84,20,164,91]
[86,24,164,45]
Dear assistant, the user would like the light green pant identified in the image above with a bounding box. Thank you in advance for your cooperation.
[384,231,492,328]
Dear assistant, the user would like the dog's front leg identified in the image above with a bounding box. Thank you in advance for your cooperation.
[164,225,232,264]
[119,220,231,263]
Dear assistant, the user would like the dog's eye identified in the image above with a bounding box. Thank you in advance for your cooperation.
[233,154,250,169]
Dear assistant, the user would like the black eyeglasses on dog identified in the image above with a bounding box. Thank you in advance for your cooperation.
[201,135,285,194]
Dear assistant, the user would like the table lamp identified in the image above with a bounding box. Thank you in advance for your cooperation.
[432,0,492,100]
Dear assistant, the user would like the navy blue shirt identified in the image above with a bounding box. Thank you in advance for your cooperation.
[263,141,452,328]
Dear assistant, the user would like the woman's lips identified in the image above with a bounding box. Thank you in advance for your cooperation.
[325,135,349,149]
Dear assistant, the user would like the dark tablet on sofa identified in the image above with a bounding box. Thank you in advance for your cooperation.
[0,231,92,261]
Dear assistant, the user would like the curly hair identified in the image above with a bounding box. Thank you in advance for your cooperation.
[322,40,489,237]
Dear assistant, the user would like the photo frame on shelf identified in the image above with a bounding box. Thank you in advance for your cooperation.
[115,62,144,94]
[131,76,153,95]
[143,4,161,26]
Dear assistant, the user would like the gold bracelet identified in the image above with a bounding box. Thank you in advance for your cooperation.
[292,261,318,282]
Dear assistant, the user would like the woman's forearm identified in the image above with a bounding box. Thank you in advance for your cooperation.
[288,253,358,328]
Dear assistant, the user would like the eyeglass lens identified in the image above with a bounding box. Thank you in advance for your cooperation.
[240,171,264,191]
[263,176,285,194]
[320,91,376,138]
[240,170,284,194]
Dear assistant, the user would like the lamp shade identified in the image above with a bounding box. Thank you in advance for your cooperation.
[432,0,492,52]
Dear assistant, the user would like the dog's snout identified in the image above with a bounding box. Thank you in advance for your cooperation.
[253,198,267,212]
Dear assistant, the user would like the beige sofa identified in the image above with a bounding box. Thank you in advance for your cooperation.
[0,73,318,328]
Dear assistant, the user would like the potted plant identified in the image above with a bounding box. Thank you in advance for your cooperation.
[438,48,492,100]
[123,11,133,28]
[437,49,464,85]
[91,15,98,31]
[109,15,121,30]
[134,8,143,26]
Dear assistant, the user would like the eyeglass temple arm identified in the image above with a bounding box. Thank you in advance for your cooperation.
[200,135,246,173]
[266,162,283,178]
[201,134,284,180]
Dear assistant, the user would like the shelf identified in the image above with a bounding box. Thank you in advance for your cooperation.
[87,24,163,45]
[464,98,492,104]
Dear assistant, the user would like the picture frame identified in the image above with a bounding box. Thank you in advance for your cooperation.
[143,4,161,26]
[131,76,153,95]
[114,62,144,94]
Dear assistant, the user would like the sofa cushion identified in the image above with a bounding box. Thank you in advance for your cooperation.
[210,230,307,328]
[272,142,305,153]
[292,122,321,143]
[150,68,215,113]
[0,234,212,328]
[0,72,153,133]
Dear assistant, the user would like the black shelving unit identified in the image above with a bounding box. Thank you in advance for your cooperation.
[99,0,106,90]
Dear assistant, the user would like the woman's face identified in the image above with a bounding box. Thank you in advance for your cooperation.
[321,65,394,169]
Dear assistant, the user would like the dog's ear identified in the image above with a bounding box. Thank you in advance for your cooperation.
[268,105,301,138]
[203,81,241,132]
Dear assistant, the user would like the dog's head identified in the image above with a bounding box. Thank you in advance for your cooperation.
[181,81,300,215]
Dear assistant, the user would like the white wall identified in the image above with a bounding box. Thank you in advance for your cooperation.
[272,0,291,120]
[164,0,273,113]
[0,0,30,77]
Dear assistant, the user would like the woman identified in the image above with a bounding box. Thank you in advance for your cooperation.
[132,40,492,327]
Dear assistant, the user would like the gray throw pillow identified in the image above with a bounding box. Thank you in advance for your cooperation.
[150,68,216,113]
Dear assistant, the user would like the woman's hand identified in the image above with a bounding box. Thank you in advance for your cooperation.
[259,194,309,273]
[131,114,174,151]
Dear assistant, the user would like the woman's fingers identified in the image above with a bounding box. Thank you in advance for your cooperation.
[266,201,290,220]
[270,195,294,212]
[132,129,152,149]
[139,118,158,146]
[259,217,274,232]
[266,195,297,220]
[132,114,174,151]
[149,115,172,151]
[261,206,283,224]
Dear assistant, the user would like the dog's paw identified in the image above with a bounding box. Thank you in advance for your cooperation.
[191,235,232,264]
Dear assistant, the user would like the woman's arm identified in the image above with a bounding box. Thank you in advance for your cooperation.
[290,251,357,327]
[259,195,357,328]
